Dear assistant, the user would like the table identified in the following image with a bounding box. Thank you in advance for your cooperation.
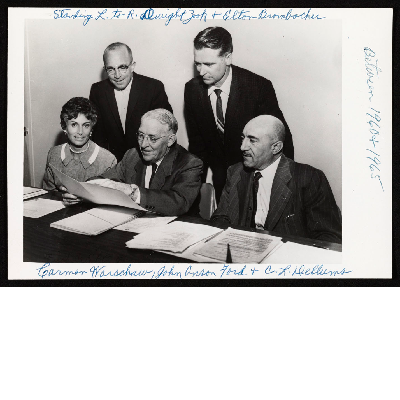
[24,192,341,263]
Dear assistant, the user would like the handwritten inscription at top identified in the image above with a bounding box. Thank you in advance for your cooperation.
[53,8,325,26]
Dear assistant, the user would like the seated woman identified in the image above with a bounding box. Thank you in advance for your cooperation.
[43,97,117,190]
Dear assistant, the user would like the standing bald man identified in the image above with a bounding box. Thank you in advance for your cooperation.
[90,42,172,161]
[211,115,342,243]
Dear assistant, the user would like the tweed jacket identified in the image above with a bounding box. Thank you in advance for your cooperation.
[184,65,294,198]
[211,155,342,243]
[99,144,203,216]
[89,73,172,161]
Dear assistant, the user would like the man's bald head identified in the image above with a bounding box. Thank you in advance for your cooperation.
[244,115,286,143]
[240,115,285,170]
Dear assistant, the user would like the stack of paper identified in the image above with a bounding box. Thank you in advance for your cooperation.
[24,198,65,218]
[264,241,342,264]
[194,228,282,263]
[125,221,222,253]
[50,165,145,211]
[114,215,177,233]
[50,206,145,235]
[23,187,48,200]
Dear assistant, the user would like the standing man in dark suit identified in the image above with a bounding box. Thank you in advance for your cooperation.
[90,42,172,162]
[61,109,203,216]
[211,115,341,243]
[185,27,294,201]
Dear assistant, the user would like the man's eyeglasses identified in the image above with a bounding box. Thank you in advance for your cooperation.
[104,62,133,76]
[137,133,168,144]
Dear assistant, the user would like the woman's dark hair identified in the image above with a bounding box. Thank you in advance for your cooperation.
[60,97,98,129]
[193,27,233,56]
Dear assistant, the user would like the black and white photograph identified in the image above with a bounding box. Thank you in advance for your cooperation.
[9,8,391,279]
[3,7,397,400]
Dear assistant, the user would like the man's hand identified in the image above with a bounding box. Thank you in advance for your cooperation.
[58,185,83,206]
[87,179,139,200]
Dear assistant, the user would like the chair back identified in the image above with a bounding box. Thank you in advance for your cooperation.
[199,183,217,220]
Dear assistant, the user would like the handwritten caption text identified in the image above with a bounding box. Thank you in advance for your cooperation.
[36,263,351,279]
[53,8,325,26]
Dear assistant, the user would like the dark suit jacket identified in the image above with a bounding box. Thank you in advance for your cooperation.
[184,65,294,199]
[99,144,203,216]
[211,155,342,243]
[89,73,172,162]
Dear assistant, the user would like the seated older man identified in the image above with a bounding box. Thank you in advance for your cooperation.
[211,115,342,243]
[62,109,203,216]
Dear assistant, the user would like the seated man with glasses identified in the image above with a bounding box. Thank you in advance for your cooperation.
[89,42,172,162]
[61,109,203,216]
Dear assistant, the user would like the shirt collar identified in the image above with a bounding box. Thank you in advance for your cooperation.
[208,66,232,97]
[61,140,99,169]
[145,147,170,169]
[257,155,282,178]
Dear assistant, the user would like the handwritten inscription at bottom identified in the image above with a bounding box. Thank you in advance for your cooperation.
[36,263,352,279]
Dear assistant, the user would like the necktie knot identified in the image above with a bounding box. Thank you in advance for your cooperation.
[214,88,222,97]
[254,171,262,182]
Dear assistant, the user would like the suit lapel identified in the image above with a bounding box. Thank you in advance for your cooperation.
[265,156,292,231]
[126,73,139,126]
[133,157,146,187]
[104,80,124,133]
[149,146,178,189]
[224,65,241,136]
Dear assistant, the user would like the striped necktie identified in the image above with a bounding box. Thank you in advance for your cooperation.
[214,89,225,142]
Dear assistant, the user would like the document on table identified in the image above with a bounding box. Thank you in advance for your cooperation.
[50,205,144,236]
[23,187,48,200]
[24,198,65,218]
[194,228,282,263]
[114,215,177,233]
[264,241,342,264]
[125,221,222,253]
[50,165,145,211]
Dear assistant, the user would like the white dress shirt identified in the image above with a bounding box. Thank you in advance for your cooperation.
[255,156,282,229]
[114,78,132,133]
[135,158,164,204]
[208,67,232,127]
[144,159,163,188]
